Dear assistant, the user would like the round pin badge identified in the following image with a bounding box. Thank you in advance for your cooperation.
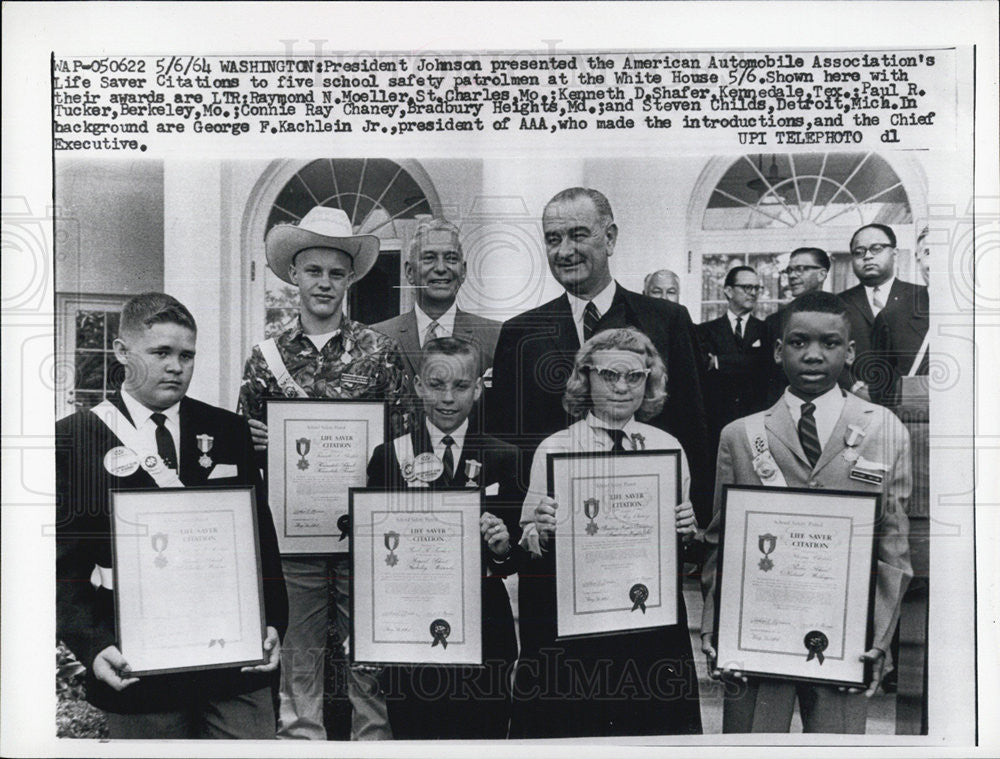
[142,455,166,476]
[103,446,140,477]
[412,452,445,482]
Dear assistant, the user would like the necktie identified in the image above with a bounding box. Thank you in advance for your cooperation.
[734,315,743,340]
[798,402,822,469]
[872,287,885,315]
[441,435,455,481]
[151,412,177,470]
[603,428,628,452]
[424,320,440,346]
[583,301,600,343]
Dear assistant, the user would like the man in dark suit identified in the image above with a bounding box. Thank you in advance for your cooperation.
[838,223,929,403]
[366,337,522,739]
[373,218,501,382]
[56,292,288,739]
[488,187,711,525]
[697,265,770,452]
[764,247,832,403]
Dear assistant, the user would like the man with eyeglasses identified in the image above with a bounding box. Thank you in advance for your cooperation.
[764,247,831,403]
[697,266,770,455]
[838,223,927,402]
[488,187,711,527]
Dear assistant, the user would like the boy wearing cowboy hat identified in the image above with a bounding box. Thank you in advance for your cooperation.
[238,206,409,740]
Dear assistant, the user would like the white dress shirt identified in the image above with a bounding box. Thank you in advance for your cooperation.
[121,389,181,465]
[782,384,845,449]
[725,309,751,337]
[865,276,895,316]
[565,281,616,346]
[425,417,468,471]
[414,302,458,346]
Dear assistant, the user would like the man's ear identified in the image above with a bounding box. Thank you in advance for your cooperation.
[845,339,856,367]
[605,222,618,254]
[404,259,416,287]
[817,269,829,284]
[288,262,299,285]
[113,337,129,365]
[472,375,483,402]
[773,339,783,366]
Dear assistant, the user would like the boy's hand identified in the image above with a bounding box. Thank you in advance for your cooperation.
[534,497,558,544]
[675,500,698,537]
[480,512,510,558]
[247,419,268,451]
[701,633,748,683]
[93,646,140,691]
[241,626,280,673]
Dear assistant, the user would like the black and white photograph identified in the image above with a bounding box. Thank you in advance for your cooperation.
[2,2,997,756]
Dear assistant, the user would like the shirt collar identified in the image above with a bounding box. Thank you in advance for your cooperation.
[414,302,458,340]
[425,417,469,449]
[566,280,616,322]
[585,411,636,433]
[121,389,181,428]
[782,383,843,417]
[288,314,354,346]
[866,276,895,298]
[726,309,750,330]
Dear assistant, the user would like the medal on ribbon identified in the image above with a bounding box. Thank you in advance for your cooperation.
[430,618,450,648]
[341,336,355,363]
[337,514,350,542]
[196,434,214,469]
[583,497,600,536]
[843,423,867,463]
[151,532,169,568]
[630,583,649,613]
[804,630,828,664]
[630,433,646,451]
[296,437,311,470]
[384,531,400,566]
[464,459,482,488]
[758,532,777,571]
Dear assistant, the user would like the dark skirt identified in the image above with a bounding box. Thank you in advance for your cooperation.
[511,550,702,738]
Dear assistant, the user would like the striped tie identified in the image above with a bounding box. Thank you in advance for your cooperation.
[583,301,600,342]
[441,435,455,481]
[798,402,822,469]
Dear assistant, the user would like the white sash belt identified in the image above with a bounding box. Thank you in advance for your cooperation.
[258,338,308,398]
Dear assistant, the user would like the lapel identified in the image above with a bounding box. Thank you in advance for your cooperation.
[395,312,423,377]
[108,392,134,425]
[764,398,811,469]
[744,316,765,349]
[545,293,581,354]
[452,308,475,344]
[845,285,875,326]
[813,393,875,474]
[717,315,743,352]
[177,397,200,485]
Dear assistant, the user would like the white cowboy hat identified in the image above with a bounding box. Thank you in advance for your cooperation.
[265,206,380,284]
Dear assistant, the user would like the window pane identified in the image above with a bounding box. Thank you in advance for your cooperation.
[76,311,105,349]
[747,253,782,302]
[701,302,727,321]
[75,352,105,389]
[701,254,745,304]
[73,391,104,411]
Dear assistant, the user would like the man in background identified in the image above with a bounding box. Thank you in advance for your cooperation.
[643,268,681,303]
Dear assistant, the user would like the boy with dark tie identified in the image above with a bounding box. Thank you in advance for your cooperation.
[700,291,912,733]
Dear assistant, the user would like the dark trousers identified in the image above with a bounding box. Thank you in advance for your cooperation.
[723,678,867,733]
[105,685,275,739]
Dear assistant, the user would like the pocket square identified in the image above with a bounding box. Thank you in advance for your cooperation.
[485,483,500,496]
[751,339,761,347]
[208,464,239,479]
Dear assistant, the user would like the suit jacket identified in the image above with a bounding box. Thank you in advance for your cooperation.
[869,286,929,406]
[488,283,712,525]
[55,393,288,713]
[696,313,770,447]
[700,393,913,655]
[839,279,928,392]
[372,308,502,380]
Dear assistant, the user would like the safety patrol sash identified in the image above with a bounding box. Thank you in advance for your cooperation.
[392,433,430,488]
[89,400,185,589]
[744,413,788,487]
[258,338,308,398]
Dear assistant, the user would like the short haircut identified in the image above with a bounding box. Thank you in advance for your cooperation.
[724,265,757,288]
[643,269,679,289]
[546,187,614,225]
[779,290,849,336]
[408,218,462,262]
[119,292,197,337]
[789,247,831,270]
[563,327,667,421]
[419,336,480,378]
[849,223,897,250]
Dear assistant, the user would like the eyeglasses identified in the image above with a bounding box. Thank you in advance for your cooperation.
[850,243,893,258]
[782,265,825,276]
[730,284,763,295]
[585,366,650,387]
